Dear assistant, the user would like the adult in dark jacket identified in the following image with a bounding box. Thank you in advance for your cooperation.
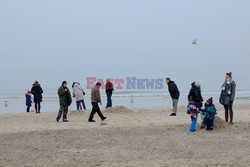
[105,79,114,108]
[188,80,203,108]
[188,80,204,127]
[31,81,43,113]
[56,81,72,122]
[166,78,180,116]
[219,72,236,125]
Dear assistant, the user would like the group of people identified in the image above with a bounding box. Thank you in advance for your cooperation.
[25,81,43,113]
[56,80,112,122]
[166,72,236,132]
[25,79,113,123]
[25,72,236,130]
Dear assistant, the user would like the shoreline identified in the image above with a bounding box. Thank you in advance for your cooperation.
[0,102,249,115]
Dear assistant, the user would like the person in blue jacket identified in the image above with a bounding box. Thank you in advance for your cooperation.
[199,97,217,131]
[187,99,199,132]
[25,90,32,112]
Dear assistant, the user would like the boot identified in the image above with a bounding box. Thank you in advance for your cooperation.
[225,112,228,122]
[229,112,233,125]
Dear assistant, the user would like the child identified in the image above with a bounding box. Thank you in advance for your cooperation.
[25,90,32,112]
[187,99,199,132]
[199,97,217,131]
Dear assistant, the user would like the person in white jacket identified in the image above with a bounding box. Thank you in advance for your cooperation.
[72,82,86,110]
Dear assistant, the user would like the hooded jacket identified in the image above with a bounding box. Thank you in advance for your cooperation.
[200,103,217,119]
[188,82,203,108]
[167,80,180,99]
[31,83,43,103]
[72,83,85,102]
[25,94,32,106]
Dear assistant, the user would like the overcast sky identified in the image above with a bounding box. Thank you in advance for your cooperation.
[0,0,249,91]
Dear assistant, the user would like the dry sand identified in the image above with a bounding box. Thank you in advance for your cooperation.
[0,104,250,167]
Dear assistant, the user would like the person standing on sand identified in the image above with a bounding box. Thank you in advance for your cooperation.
[105,79,114,108]
[31,81,43,113]
[188,80,203,108]
[165,78,180,116]
[56,81,72,122]
[219,72,236,125]
[72,82,86,110]
[188,80,204,127]
[88,82,107,122]
[25,90,32,112]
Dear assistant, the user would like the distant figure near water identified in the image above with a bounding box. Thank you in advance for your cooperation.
[31,81,43,113]
[165,78,180,116]
[105,79,114,108]
[25,90,32,112]
[72,82,86,110]
[57,81,72,122]
[220,72,236,125]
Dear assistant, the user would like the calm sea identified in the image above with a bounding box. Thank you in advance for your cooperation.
[0,80,250,113]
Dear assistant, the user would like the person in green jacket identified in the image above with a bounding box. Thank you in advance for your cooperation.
[56,81,72,122]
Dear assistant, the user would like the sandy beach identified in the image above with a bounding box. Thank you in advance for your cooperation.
[0,104,250,167]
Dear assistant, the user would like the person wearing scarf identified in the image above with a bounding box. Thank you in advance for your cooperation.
[57,81,72,122]
[219,72,236,125]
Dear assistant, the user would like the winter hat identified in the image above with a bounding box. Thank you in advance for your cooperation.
[206,97,213,104]
[188,98,194,104]
[27,90,31,94]
[62,81,67,86]
[96,82,102,86]
[194,80,201,88]
[34,80,39,84]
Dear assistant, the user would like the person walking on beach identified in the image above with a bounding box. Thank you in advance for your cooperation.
[105,79,114,108]
[56,81,72,122]
[25,90,32,112]
[31,81,43,113]
[166,78,180,116]
[72,82,86,110]
[88,82,107,122]
[219,72,236,125]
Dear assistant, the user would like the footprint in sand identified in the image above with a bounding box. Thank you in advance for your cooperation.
[100,122,107,126]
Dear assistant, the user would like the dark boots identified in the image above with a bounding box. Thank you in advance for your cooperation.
[225,111,233,125]
[229,112,233,125]
[225,112,229,122]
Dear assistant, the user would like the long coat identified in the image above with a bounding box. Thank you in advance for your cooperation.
[188,82,203,108]
[31,83,43,103]
[220,80,236,105]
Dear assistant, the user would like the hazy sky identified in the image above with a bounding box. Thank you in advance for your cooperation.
[0,0,250,91]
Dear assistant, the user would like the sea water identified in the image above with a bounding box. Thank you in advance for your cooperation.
[0,82,250,113]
